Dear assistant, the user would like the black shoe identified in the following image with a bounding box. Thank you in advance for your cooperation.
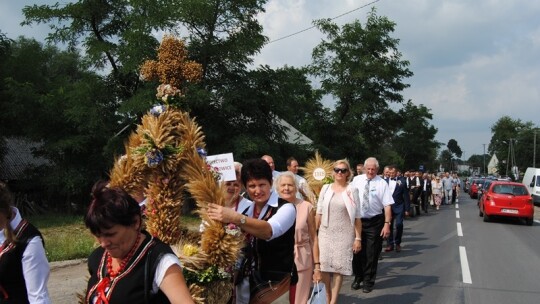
[362,285,373,293]
[351,277,361,290]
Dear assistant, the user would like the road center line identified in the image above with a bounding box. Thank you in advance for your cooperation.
[455,203,459,209]
[459,246,472,284]
[456,210,460,219]
[457,222,463,236]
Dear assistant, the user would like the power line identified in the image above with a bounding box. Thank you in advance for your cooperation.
[266,0,382,45]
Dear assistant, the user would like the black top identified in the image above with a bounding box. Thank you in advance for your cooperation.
[253,198,297,282]
[86,231,173,304]
[0,220,43,304]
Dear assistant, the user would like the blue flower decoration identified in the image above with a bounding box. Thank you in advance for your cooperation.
[145,149,164,168]
[150,104,166,117]
[197,147,207,158]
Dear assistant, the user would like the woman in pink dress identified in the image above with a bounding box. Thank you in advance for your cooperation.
[276,172,319,304]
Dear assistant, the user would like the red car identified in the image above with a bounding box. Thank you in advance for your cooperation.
[478,181,534,226]
[469,178,485,199]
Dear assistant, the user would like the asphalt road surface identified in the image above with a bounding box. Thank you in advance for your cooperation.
[49,192,540,303]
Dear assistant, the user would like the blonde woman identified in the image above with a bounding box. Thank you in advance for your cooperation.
[276,172,319,304]
[431,175,443,210]
[315,159,362,304]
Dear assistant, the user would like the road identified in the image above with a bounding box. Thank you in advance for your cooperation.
[48,193,540,303]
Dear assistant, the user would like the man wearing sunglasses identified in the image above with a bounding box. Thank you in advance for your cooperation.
[350,157,393,293]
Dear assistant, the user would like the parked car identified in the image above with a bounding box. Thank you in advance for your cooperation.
[469,178,486,199]
[476,179,494,207]
[478,181,534,226]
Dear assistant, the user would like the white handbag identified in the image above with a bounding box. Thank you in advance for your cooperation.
[308,281,327,304]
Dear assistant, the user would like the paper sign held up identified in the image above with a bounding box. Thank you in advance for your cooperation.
[206,153,236,182]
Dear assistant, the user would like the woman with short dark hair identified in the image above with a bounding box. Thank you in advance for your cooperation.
[84,181,194,304]
[207,158,297,303]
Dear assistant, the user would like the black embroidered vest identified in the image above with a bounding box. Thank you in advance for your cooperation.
[0,220,43,304]
[254,198,297,282]
[86,231,172,304]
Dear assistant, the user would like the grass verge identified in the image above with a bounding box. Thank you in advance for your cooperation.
[28,213,202,262]
[28,213,96,262]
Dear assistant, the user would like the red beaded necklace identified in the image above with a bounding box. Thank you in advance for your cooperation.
[95,232,142,304]
[106,232,141,279]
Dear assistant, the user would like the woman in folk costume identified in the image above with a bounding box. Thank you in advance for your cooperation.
[0,182,51,304]
[84,181,194,304]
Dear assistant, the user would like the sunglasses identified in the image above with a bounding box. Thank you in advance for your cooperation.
[333,168,349,174]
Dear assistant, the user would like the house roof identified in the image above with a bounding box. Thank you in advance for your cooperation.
[0,137,49,180]
[277,118,313,146]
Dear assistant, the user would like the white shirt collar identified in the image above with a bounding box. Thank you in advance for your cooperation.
[0,207,22,243]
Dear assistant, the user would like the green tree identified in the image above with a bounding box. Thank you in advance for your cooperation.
[391,101,440,171]
[22,0,180,100]
[447,139,463,159]
[309,8,413,161]
[0,37,119,209]
[489,116,535,174]
[467,154,485,174]
[438,149,453,172]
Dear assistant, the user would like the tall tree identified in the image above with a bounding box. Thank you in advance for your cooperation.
[391,101,440,171]
[22,0,182,101]
[309,8,413,161]
[447,139,463,159]
[489,116,536,174]
[0,37,119,208]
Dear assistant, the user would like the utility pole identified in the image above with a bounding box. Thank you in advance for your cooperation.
[483,144,486,175]
[534,129,537,168]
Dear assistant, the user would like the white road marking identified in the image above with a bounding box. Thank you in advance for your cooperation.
[457,222,463,236]
[455,203,459,209]
[456,210,460,218]
[459,246,472,284]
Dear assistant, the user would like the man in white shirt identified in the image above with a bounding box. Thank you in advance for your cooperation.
[350,157,393,293]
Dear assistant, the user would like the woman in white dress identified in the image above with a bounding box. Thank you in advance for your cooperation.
[315,159,362,304]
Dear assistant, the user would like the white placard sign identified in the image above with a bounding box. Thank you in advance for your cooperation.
[313,168,326,181]
[206,153,236,182]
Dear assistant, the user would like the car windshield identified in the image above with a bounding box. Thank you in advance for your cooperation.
[492,184,528,196]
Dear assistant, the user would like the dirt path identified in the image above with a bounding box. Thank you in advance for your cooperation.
[48,259,87,304]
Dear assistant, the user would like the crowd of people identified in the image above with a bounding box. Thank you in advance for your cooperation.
[0,154,464,304]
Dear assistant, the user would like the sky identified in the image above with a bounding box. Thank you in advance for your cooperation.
[2,0,540,161]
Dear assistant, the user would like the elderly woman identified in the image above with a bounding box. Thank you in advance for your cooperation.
[276,172,319,304]
[84,181,194,304]
[315,159,362,304]
[0,182,51,304]
[207,158,297,303]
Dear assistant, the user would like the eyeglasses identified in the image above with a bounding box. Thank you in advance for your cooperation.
[333,168,349,174]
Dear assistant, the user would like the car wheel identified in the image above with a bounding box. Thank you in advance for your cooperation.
[483,213,490,222]
[478,207,483,217]
[525,218,533,226]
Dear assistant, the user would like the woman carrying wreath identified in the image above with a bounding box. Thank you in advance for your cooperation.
[207,158,297,304]
[84,181,194,304]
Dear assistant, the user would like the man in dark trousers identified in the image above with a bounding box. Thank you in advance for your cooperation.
[410,170,423,215]
[351,157,393,293]
[385,166,410,253]
[421,172,432,213]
